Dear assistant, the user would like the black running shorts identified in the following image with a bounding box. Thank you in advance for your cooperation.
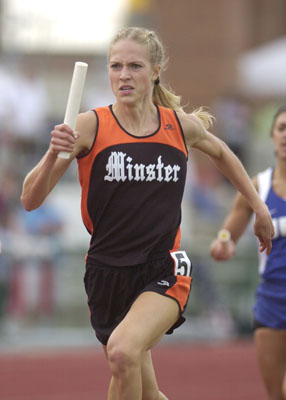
[83,252,192,345]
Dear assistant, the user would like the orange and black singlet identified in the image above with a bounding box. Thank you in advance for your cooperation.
[77,105,188,266]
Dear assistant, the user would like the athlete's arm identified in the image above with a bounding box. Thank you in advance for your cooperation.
[177,112,274,254]
[21,111,96,211]
[210,178,258,260]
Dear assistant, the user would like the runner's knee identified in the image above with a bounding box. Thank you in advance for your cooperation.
[107,339,140,377]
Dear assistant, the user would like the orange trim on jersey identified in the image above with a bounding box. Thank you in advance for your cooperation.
[90,105,187,160]
[77,104,188,236]
[172,227,181,251]
[166,275,192,312]
[77,153,94,234]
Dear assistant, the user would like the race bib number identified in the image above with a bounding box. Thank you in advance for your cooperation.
[170,250,192,277]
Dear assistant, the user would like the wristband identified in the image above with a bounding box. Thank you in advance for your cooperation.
[218,229,231,243]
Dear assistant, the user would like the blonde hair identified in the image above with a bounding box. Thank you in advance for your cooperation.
[109,26,214,129]
[191,107,214,130]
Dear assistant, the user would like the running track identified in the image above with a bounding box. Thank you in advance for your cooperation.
[0,340,267,400]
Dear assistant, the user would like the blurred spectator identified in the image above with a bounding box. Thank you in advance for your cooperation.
[0,166,64,328]
[0,61,49,173]
[0,64,15,134]
[186,150,226,222]
[181,161,235,338]
[0,63,17,168]
[0,168,22,330]
[12,65,48,141]
[84,62,115,109]
[0,62,48,139]
[7,202,64,325]
[213,91,251,165]
[192,257,236,336]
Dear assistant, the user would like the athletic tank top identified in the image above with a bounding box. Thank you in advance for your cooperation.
[77,105,188,266]
[257,167,286,280]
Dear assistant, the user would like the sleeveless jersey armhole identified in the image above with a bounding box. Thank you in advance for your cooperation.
[257,167,273,275]
[76,109,99,160]
[257,167,273,203]
[173,111,188,160]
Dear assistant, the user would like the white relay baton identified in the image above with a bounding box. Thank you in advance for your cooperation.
[58,61,88,159]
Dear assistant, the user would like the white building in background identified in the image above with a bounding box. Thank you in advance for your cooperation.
[1,0,130,54]
[237,36,286,98]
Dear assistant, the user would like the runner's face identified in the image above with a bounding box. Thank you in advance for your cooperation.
[272,112,286,160]
[108,39,159,105]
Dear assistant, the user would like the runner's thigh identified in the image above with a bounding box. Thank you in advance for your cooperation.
[108,291,180,352]
[255,328,286,394]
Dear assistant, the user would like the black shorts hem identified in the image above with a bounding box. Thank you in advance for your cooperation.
[139,291,187,335]
[84,254,192,345]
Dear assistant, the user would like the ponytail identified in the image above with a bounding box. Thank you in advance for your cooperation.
[153,84,214,130]
[152,83,184,113]
[191,106,214,130]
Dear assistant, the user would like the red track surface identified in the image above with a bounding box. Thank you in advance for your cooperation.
[0,340,267,400]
